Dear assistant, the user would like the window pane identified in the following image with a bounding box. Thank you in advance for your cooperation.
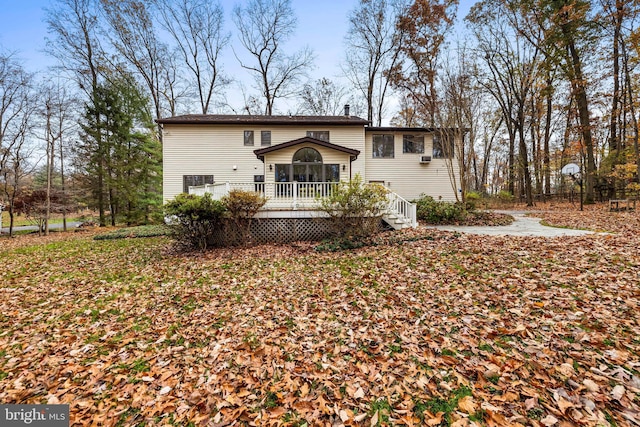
[433,133,453,159]
[183,175,214,193]
[275,164,290,182]
[308,164,323,182]
[293,164,307,182]
[244,130,254,146]
[325,164,340,182]
[293,147,322,163]
[261,130,271,146]
[372,134,394,158]
[403,134,424,153]
[306,131,330,142]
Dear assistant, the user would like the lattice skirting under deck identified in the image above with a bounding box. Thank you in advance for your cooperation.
[209,217,382,246]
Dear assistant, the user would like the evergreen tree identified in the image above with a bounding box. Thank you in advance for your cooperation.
[78,75,161,226]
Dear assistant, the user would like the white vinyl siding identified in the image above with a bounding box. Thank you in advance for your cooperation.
[162,121,461,203]
[163,124,366,202]
[364,131,461,202]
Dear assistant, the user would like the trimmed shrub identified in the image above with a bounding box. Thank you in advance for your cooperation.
[164,193,226,250]
[318,174,388,240]
[414,194,466,224]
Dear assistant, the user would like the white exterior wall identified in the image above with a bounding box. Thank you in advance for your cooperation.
[364,131,462,202]
[162,124,365,202]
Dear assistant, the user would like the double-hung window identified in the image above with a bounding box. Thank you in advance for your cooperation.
[403,134,424,154]
[372,134,394,158]
[261,131,271,146]
[244,130,254,146]
[432,133,454,159]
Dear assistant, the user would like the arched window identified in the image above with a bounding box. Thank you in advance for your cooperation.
[275,146,339,184]
[293,147,322,163]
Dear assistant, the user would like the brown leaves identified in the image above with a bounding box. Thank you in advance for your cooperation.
[1,205,640,425]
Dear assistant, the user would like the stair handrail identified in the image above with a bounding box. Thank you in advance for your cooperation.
[386,190,418,228]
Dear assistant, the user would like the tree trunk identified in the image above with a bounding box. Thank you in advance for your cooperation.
[508,131,516,196]
[565,35,596,203]
[45,106,53,236]
[543,77,552,196]
[609,0,622,153]
[59,124,67,231]
[518,112,534,206]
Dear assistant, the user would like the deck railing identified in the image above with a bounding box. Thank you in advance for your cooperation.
[189,181,417,227]
[189,181,340,209]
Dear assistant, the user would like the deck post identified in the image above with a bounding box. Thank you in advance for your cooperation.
[292,181,298,210]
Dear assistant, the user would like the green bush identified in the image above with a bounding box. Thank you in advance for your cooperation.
[413,194,467,224]
[318,174,388,240]
[497,190,514,202]
[164,193,226,250]
[464,191,482,211]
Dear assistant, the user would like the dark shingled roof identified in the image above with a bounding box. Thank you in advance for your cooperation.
[366,126,437,132]
[157,114,369,126]
[254,137,360,161]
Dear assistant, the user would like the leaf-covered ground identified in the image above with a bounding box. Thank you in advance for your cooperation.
[1,205,639,426]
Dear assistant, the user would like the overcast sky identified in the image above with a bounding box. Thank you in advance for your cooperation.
[0,0,476,117]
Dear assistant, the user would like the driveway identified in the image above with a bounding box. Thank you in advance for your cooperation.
[1,221,82,234]
[428,211,598,237]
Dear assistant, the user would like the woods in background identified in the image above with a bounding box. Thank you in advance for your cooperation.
[1,0,640,235]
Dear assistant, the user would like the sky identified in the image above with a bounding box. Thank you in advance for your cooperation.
[0,0,476,116]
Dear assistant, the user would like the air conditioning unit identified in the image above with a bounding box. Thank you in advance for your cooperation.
[420,155,432,163]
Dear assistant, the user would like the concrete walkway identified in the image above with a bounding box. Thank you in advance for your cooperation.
[428,211,597,237]
[1,221,82,234]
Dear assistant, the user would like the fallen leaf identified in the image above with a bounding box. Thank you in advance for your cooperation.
[611,385,625,400]
[370,410,379,427]
[457,395,476,413]
[353,387,365,399]
[541,415,558,426]
[583,379,599,392]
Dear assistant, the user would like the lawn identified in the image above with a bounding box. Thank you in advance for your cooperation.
[0,204,639,426]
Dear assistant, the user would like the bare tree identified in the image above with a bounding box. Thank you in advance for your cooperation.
[298,78,351,116]
[153,54,190,117]
[156,0,231,114]
[512,0,598,203]
[467,0,542,205]
[343,0,406,126]
[100,0,170,134]
[46,0,111,224]
[232,0,314,115]
[45,0,105,98]
[389,0,458,127]
[437,46,486,201]
[0,52,35,236]
[40,80,78,233]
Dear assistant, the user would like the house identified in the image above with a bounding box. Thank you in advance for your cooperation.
[158,108,462,236]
